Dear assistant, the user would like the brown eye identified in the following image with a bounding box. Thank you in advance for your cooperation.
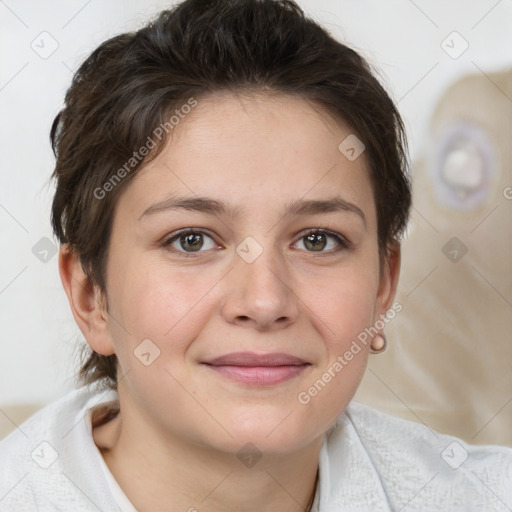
[294,229,350,254]
[163,229,218,256]
[304,232,328,251]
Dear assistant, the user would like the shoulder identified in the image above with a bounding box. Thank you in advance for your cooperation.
[323,401,512,511]
[0,386,92,461]
[0,385,119,511]
[343,400,512,463]
[0,385,99,451]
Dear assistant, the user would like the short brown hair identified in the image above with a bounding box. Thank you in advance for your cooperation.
[51,0,412,390]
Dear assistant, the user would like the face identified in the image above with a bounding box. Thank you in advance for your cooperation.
[94,92,398,455]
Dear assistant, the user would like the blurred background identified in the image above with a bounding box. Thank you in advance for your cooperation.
[1,0,511,444]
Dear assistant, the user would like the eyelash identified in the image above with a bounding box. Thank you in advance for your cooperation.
[161,228,351,258]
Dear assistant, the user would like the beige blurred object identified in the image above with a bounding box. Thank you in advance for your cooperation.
[0,404,44,440]
[356,68,512,447]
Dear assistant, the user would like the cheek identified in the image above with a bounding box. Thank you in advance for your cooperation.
[306,260,380,352]
[107,256,217,357]
[293,272,376,431]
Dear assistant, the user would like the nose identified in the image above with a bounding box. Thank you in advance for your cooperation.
[220,245,300,331]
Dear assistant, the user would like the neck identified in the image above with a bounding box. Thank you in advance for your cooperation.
[93,397,322,512]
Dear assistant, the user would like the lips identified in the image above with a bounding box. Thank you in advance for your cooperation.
[204,352,308,367]
[202,352,310,385]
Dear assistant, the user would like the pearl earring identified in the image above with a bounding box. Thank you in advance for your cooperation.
[370,332,387,354]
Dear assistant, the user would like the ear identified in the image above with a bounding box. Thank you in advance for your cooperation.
[375,241,401,318]
[58,244,115,356]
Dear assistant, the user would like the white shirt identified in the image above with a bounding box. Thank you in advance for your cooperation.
[1,385,511,511]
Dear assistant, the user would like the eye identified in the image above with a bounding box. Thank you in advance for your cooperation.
[162,227,351,258]
[293,229,351,254]
[162,229,218,256]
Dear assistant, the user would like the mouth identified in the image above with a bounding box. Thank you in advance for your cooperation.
[201,352,311,386]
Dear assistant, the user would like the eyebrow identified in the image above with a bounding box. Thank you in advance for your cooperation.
[138,195,366,228]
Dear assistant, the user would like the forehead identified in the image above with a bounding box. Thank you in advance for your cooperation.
[117,92,375,224]
[163,91,355,163]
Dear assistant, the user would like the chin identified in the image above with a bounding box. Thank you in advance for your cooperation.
[209,406,323,455]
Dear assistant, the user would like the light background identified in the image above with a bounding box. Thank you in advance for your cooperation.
[1,0,511,439]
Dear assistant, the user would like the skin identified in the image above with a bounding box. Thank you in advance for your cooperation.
[59,92,401,512]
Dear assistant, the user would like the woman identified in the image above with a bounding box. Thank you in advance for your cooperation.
[1,0,510,510]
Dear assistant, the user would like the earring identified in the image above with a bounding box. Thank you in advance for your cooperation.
[370,332,387,354]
